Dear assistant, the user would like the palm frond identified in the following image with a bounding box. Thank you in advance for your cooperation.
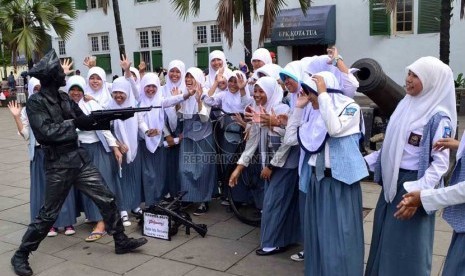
[170,0,200,20]
[258,0,286,46]
[217,0,235,48]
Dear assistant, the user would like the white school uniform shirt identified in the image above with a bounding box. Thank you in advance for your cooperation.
[77,100,118,147]
[365,118,452,192]
[307,93,361,168]
[420,182,465,212]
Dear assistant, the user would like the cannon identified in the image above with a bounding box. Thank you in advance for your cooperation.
[351,58,406,151]
[351,58,406,116]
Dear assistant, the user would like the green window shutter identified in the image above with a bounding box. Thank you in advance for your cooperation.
[370,0,391,36]
[95,54,112,74]
[133,52,140,70]
[418,0,440,34]
[75,0,87,10]
[196,47,209,71]
[151,50,163,71]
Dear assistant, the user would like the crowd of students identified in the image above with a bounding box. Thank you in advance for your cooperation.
[7,45,465,275]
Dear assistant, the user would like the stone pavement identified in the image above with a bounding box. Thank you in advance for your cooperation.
[0,107,457,276]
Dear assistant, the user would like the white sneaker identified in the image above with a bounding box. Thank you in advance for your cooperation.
[290,251,304,262]
[64,226,76,236]
[47,227,58,237]
[122,215,131,227]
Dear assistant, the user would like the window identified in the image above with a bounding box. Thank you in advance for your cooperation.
[89,33,110,54]
[101,35,109,51]
[134,27,163,72]
[395,0,413,33]
[151,30,161,47]
[195,22,222,45]
[89,0,104,9]
[194,22,223,69]
[197,26,207,44]
[91,37,99,52]
[88,33,111,73]
[210,25,221,43]
[418,0,440,34]
[58,40,66,56]
[135,0,156,3]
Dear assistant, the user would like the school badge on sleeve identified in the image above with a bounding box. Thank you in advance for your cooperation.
[343,107,357,116]
[443,126,452,138]
[408,132,422,147]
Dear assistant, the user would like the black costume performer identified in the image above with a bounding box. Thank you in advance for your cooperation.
[11,50,147,276]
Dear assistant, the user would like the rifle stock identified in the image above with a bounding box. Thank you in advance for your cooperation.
[153,205,208,237]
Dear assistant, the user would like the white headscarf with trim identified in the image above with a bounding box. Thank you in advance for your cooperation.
[163,60,186,131]
[381,56,457,203]
[280,61,306,109]
[85,67,112,108]
[108,77,138,163]
[180,67,205,119]
[221,70,246,113]
[206,50,227,90]
[139,73,163,153]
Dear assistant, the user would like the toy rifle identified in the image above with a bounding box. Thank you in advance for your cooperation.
[150,191,208,237]
[90,106,162,121]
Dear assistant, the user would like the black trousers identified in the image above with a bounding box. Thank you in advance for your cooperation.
[19,160,124,252]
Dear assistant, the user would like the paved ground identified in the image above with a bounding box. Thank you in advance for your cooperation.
[0,107,457,276]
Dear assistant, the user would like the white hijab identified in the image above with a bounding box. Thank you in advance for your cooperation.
[221,70,246,113]
[252,48,272,65]
[180,67,205,119]
[298,72,355,153]
[280,61,306,109]
[162,60,186,131]
[85,67,112,108]
[382,56,457,202]
[139,73,163,153]
[303,55,357,98]
[254,76,284,113]
[255,63,283,80]
[254,76,288,167]
[206,50,227,90]
[27,77,40,98]
[108,77,139,163]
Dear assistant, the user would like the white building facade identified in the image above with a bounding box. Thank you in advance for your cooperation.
[53,0,465,85]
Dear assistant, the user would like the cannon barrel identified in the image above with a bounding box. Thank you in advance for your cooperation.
[351,58,405,116]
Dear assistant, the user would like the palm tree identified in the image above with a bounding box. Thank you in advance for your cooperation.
[0,0,76,67]
[381,0,465,65]
[171,0,309,66]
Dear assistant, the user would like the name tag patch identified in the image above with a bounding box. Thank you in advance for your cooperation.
[408,132,422,147]
[443,126,452,138]
[343,107,357,116]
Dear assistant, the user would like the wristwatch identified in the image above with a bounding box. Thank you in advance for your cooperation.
[332,55,343,67]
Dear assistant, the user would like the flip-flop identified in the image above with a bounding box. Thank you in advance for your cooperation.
[85,231,107,242]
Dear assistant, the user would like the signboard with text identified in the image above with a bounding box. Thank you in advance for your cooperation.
[143,212,171,241]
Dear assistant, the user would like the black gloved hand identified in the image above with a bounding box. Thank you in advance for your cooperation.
[74,115,111,130]
[74,115,97,130]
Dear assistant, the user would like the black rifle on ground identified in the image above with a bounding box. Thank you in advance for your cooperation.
[90,106,162,122]
[143,191,208,238]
